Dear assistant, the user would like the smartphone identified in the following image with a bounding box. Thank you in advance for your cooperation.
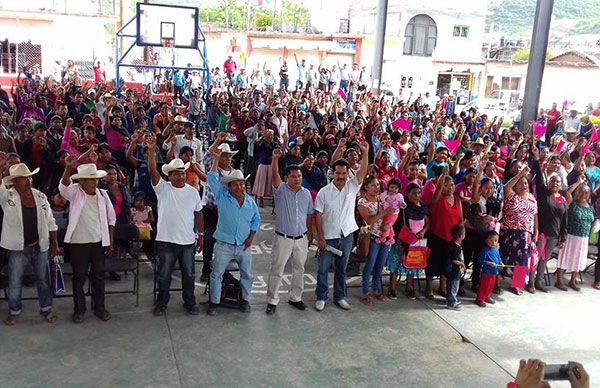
[543,364,570,380]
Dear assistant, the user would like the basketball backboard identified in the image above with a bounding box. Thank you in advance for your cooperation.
[136,3,198,49]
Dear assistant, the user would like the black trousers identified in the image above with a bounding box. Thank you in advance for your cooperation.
[202,205,218,276]
[461,228,485,289]
[69,242,105,314]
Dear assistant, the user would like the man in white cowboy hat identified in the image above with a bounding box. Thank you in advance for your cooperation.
[206,144,260,316]
[0,158,59,326]
[59,157,116,324]
[162,114,188,139]
[146,135,204,316]
[200,133,237,282]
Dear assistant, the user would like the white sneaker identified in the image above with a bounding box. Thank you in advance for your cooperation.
[335,299,351,310]
[315,300,325,312]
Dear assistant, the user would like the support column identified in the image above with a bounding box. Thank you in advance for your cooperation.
[371,0,388,95]
[519,0,554,132]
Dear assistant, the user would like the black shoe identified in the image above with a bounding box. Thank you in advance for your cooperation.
[475,300,487,308]
[109,272,121,281]
[387,289,398,300]
[185,305,200,315]
[288,300,307,311]
[72,313,84,324]
[207,303,218,316]
[485,297,496,304]
[153,306,166,316]
[405,288,416,300]
[492,286,503,295]
[266,304,277,315]
[509,287,523,296]
[239,300,251,313]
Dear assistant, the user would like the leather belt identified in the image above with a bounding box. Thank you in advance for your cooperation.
[275,231,306,240]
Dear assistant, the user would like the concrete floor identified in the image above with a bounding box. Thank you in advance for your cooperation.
[1,207,599,388]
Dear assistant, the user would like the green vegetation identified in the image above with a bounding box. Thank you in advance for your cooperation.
[488,0,600,37]
[512,47,554,61]
[199,0,309,31]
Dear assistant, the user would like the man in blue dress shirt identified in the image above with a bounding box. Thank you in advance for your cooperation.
[265,149,314,315]
[206,145,261,316]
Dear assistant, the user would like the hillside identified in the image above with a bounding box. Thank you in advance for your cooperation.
[488,0,600,38]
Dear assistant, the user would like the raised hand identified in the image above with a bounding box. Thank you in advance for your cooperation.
[65,154,77,167]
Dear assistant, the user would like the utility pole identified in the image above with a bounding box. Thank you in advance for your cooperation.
[519,0,554,132]
[372,0,388,95]
[116,0,124,56]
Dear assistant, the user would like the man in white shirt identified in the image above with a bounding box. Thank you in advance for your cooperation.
[271,105,288,141]
[147,135,204,316]
[314,141,369,311]
[163,121,204,162]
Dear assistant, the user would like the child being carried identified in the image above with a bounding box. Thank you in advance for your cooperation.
[376,179,406,245]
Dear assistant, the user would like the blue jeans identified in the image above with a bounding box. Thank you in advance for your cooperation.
[210,241,254,304]
[362,238,390,294]
[446,277,461,307]
[316,235,353,302]
[156,242,197,309]
[8,246,52,315]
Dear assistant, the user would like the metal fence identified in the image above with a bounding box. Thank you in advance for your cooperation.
[0,41,42,74]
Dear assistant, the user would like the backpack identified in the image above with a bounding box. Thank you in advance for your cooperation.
[220,271,242,308]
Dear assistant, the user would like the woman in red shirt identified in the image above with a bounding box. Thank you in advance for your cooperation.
[426,166,463,299]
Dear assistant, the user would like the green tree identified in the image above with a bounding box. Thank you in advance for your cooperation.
[512,47,554,61]
[255,7,274,28]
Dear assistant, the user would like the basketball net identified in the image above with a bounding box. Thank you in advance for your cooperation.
[160,38,174,67]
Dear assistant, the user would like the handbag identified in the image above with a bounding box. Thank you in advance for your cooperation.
[220,272,242,308]
[136,224,152,241]
[397,208,418,245]
[402,246,430,269]
[355,225,371,257]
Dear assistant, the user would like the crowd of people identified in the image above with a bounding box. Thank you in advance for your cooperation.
[0,54,599,324]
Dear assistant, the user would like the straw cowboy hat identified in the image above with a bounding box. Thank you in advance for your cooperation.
[564,127,578,134]
[2,163,39,185]
[220,169,248,185]
[100,92,114,102]
[161,158,190,175]
[173,115,188,123]
[71,163,107,180]
[217,143,238,155]
[473,137,485,146]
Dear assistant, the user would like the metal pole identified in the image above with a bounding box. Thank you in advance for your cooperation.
[372,0,388,95]
[519,0,554,132]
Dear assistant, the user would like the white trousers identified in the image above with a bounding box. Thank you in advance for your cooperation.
[266,234,308,305]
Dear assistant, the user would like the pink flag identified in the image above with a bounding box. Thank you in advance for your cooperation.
[555,138,565,153]
[392,117,411,130]
[510,266,528,289]
[581,141,591,154]
[337,87,347,100]
[533,122,546,137]
[443,139,461,154]
[591,125,599,142]
[562,99,569,110]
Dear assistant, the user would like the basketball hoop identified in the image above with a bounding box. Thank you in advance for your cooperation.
[160,37,174,67]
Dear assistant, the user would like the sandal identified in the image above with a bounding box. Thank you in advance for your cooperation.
[41,310,57,324]
[4,315,18,326]
[360,294,372,306]
[593,282,600,290]
[370,292,386,302]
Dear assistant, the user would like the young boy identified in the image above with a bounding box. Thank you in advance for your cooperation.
[446,224,466,310]
[476,231,504,307]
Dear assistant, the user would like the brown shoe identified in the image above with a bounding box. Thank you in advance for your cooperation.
[534,281,548,293]
[568,281,581,292]
[554,282,568,291]
[593,282,600,290]
[526,284,535,294]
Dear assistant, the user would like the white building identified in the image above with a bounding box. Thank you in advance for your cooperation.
[349,0,488,102]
